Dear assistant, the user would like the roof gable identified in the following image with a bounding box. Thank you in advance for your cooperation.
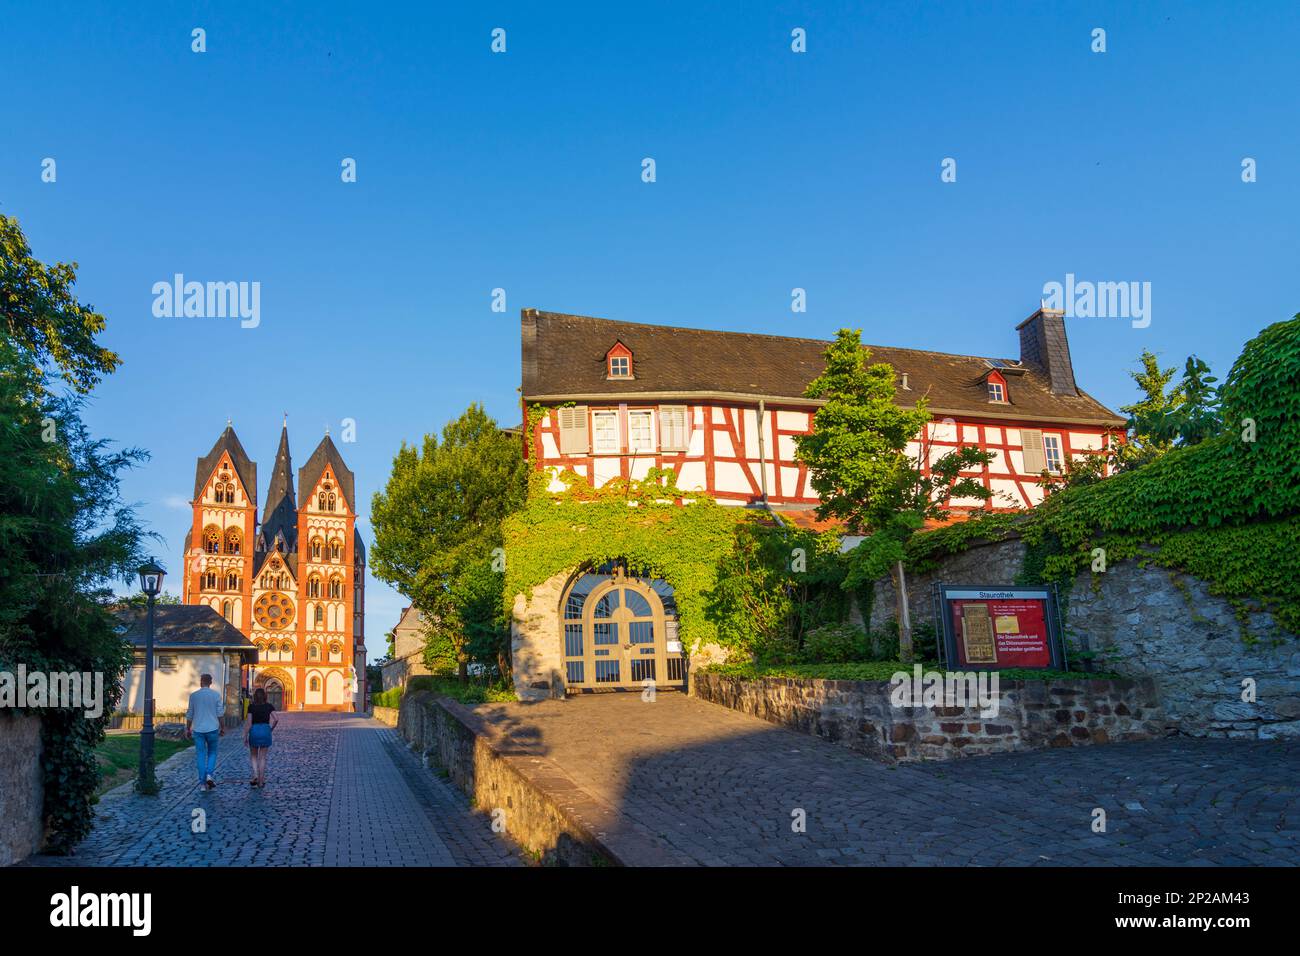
[299,434,355,512]
[193,426,257,505]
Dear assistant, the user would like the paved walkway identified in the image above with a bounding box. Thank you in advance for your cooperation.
[471,693,1300,866]
[27,713,522,867]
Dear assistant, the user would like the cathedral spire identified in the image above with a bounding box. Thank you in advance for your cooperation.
[260,423,297,555]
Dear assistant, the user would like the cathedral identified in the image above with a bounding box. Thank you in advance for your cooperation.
[182,422,366,712]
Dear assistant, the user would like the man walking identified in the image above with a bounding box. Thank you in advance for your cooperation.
[186,673,225,790]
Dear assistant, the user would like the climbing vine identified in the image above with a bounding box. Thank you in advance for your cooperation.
[502,457,857,657]
[902,314,1300,638]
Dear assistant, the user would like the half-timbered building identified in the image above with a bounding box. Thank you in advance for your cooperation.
[521,306,1125,520]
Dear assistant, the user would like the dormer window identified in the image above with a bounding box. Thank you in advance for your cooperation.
[986,371,1008,403]
[605,342,633,379]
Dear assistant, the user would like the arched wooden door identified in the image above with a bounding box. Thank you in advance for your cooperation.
[264,679,284,710]
[562,571,685,691]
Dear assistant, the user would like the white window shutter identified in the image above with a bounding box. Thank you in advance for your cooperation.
[558,406,589,455]
[1019,428,1046,473]
[659,405,688,451]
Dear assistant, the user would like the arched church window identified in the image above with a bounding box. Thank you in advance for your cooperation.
[329,576,343,599]
[314,606,323,625]
[318,492,327,510]
[204,527,220,554]
[308,643,321,661]
[226,572,239,590]
[327,493,336,512]
[222,600,232,621]
[329,539,341,561]
[225,528,241,554]
[281,640,293,655]
[310,676,321,692]
[311,538,322,560]
[203,571,217,590]
[307,575,321,598]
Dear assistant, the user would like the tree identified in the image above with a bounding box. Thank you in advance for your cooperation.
[795,329,993,661]
[369,404,528,681]
[1,213,120,393]
[1118,350,1222,470]
[1,213,147,850]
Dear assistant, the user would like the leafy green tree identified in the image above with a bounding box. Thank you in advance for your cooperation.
[1119,350,1222,469]
[1117,350,1179,469]
[1,213,120,393]
[0,214,147,850]
[369,404,528,681]
[794,329,993,661]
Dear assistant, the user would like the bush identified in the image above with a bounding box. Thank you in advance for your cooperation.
[801,623,869,663]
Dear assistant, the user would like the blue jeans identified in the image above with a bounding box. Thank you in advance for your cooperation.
[194,730,220,784]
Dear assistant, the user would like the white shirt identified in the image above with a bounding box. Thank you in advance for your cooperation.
[186,686,223,734]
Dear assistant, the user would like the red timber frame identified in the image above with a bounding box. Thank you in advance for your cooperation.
[530,402,1124,513]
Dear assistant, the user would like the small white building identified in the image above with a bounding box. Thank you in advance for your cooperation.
[115,605,258,725]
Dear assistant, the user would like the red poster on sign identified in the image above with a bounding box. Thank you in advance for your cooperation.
[949,597,1052,669]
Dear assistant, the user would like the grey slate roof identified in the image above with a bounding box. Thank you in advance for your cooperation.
[192,426,258,505]
[520,309,1125,426]
[260,425,297,557]
[299,434,356,511]
[115,605,257,659]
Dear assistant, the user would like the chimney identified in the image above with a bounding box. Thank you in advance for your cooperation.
[1016,307,1077,396]
[521,308,539,396]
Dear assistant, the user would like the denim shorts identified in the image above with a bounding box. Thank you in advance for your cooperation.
[249,724,273,748]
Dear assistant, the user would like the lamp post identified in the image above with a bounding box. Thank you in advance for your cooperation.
[136,559,165,794]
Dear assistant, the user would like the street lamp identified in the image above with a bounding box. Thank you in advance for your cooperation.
[136,559,165,794]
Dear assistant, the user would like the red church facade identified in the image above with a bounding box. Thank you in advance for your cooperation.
[182,424,367,712]
[520,307,1126,521]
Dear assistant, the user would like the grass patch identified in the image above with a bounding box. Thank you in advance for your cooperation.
[702,661,1117,681]
[372,675,517,708]
[95,733,193,797]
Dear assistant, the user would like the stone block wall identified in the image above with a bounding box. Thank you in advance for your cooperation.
[868,536,1300,739]
[0,711,45,866]
[692,672,1166,762]
[397,691,615,865]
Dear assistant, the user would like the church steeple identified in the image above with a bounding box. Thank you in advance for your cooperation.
[260,423,297,556]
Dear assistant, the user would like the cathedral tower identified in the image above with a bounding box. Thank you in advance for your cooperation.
[184,422,364,712]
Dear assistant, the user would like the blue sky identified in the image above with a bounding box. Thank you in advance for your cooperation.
[3,1,1297,646]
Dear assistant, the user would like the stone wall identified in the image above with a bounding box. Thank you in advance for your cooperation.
[868,535,1300,738]
[397,691,618,865]
[510,572,568,701]
[693,672,1166,761]
[0,711,45,866]
[372,705,399,727]
[510,570,731,701]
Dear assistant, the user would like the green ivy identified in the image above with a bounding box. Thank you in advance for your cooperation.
[502,456,857,656]
[902,315,1300,639]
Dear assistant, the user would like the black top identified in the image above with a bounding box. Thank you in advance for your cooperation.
[249,702,275,725]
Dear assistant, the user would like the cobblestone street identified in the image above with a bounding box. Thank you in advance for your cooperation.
[23,700,1300,868]
[470,693,1300,866]
[26,713,522,867]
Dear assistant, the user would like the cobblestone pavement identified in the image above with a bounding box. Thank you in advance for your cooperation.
[472,693,1300,866]
[26,713,523,867]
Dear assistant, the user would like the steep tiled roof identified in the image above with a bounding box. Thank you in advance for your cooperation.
[521,310,1124,426]
[193,426,258,504]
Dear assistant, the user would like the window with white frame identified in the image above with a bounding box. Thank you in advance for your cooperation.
[592,411,619,454]
[608,355,630,378]
[628,410,654,452]
[988,380,1005,402]
[1042,434,1063,473]
[659,405,689,452]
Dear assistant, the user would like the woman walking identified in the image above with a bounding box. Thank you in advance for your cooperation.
[244,688,278,787]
